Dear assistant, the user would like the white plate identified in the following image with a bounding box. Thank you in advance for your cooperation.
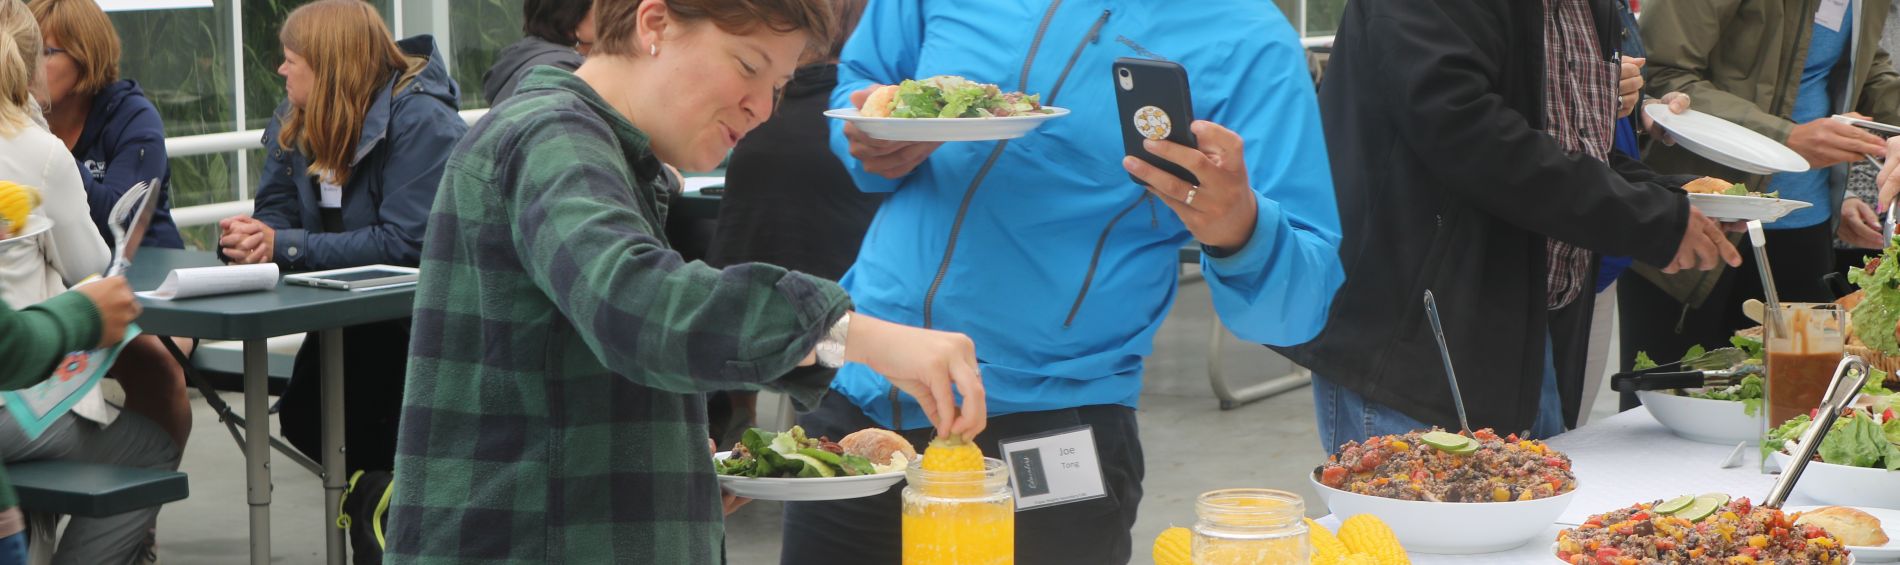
[1647,105,1810,174]
[0,215,53,247]
[824,107,1069,142]
[1310,475,1576,554]
[1550,542,1858,564]
[1784,505,1900,562]
[1686,193,1813,223]
[712,451,906,502]
[1637,390,1766,445]
[1771,451,1900,510]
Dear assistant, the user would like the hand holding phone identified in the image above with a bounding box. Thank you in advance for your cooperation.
[1112,58,1260,252]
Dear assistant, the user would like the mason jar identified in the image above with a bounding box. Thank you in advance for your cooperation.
[1191,488,1309,564]
[901,456,1014,565]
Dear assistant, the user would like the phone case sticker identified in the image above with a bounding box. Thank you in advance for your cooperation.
[1133,106,1172,140]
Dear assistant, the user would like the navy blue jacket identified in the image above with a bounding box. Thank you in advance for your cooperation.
[74,80,182,249]
[252,36,465,271]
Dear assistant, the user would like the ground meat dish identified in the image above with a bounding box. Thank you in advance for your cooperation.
[1557,498,1852,564]
[1316,428,1577,502]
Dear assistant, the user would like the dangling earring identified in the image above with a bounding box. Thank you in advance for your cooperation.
[649,43,658,56]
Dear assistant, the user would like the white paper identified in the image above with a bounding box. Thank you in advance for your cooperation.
[999,425,1107,511]
[1816,0,1850,32]
[319,181,343,209]
[683,176,725,194]
[136,263,279,300]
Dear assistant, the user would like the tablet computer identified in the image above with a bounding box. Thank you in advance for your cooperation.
[284,265,419,290]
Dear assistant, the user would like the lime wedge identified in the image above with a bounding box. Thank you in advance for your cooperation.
[1675,493,1730,522]
[1653,495,1694,515]
[1421,431,1475,453]
[782,453,836,478]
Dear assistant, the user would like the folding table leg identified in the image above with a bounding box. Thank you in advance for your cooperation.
[244,339,272,565]
[321,328,347,565]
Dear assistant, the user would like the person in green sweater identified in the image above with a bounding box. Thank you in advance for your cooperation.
[0,274,139,564]
[385,0,986,563]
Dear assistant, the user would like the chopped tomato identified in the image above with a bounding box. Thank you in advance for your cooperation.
[1320,466,1347,488]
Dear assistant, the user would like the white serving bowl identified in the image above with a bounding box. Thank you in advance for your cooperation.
[1771,451,1900,510]
[1638,390,1766,445]
[1311,475,1577,554]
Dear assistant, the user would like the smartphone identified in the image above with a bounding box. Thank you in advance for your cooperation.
[1113,58,1198,187]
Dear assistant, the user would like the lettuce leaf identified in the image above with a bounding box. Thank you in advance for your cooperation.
[1763,414,1812,462]
[1817,412,1900,470]
[1633,351,1659,371]
[1730,335,1764,362]
[1848,241,1900,355]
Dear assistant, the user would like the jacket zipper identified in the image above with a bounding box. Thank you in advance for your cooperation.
[1065,192,1148,327]
[918,3,1109,328]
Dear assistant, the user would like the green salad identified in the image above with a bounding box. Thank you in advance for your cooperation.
[1762,394,1900,471]
[883,76,1048,119]
[714,426,898,479]
[1717,183,1778,198]
[1850,239,1900,357]
[1632,340,1766,415]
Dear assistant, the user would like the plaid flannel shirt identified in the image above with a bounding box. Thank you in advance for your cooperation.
[1542,0,1619,310]
[385,68,851,564]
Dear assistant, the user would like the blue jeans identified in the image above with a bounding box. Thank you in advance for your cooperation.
[1314,335,1569,453]
[0,531,26,565]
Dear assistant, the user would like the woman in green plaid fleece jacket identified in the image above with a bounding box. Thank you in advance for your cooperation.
[385,1,988,563]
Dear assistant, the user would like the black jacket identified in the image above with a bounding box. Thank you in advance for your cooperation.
[1275,0,1694,434]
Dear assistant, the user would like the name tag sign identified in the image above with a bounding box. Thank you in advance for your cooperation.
[998,425,1107,511]
[319,180,343,209]
[1816,0,1850,32]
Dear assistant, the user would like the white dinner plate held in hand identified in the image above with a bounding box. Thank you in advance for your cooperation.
[1646,105,1810,175]
[712,451,906,502]
[1685,193,1813,223]
[825,107,1070,142]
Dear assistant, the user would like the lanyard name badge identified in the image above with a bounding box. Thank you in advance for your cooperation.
[319,180,343,209]
[998,425,1108,511]
[1816,0,1850,32]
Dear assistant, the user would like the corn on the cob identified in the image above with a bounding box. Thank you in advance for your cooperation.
[920,436,984,472]
[1151,526,1191,565]
[0,181,41,238]
[1339,515,1410,565]
[1306,518,1350,565]
[1338,554,1383,565]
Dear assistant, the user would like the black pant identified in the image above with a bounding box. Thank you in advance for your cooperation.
[780,394,1145,564]
[1617,223,1835,408]
[278,319,411,472]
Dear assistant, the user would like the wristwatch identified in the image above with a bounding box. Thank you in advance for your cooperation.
[815,312,851,368]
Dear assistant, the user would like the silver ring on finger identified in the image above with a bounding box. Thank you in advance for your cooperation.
[1184,186,1199,206]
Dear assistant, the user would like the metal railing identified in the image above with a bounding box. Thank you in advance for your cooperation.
[163,108,489,227]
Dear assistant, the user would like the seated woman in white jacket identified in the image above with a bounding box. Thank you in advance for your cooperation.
[0,5,180,563]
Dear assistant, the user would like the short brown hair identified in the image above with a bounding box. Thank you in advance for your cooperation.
[28,0,120,96]
[827,0,866,60]
[593,0,835,62]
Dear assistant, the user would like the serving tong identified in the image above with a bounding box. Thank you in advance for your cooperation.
[1762,355,1872,509]
[1608,347,1760,393]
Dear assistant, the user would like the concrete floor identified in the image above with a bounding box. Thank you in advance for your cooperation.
[149,273,1621,564]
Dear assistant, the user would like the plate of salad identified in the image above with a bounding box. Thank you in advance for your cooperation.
[1763,384,1900,509]
[1631,341,1769,445]
[1680,177,1811,223]
[825,75,1068,142]
[713,426,911,501]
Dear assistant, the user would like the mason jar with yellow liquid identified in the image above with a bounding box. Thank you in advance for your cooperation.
[1191,488,1309,564]
[901,456,1014,565]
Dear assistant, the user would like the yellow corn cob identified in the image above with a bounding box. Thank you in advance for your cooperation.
[1339,515,1410,565]
[920,436,984,472]
[0,181,41,237]
[1338,554,1383,565]
[1151,526,1191,565]
[1306,518,1350,565]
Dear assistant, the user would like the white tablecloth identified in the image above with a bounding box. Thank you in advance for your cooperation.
[1317,406,1824,563]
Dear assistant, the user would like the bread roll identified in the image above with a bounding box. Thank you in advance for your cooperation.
[1794,506,1889,547]
[1683,177,1735,194]
[839,428,916,466]
[860,85,900,117]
